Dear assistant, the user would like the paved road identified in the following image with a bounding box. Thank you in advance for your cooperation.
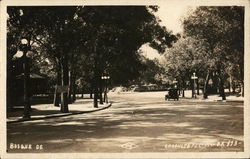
[7,92,243,153]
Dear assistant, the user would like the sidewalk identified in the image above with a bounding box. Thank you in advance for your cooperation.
[7,98,112,123]
[198,94,244,102]
[110,90,244,102]
[188,91,244,102]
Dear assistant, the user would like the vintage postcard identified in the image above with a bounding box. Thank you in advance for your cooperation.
[0,0,249,158]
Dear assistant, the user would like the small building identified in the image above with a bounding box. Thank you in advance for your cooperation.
[7,57,48,107]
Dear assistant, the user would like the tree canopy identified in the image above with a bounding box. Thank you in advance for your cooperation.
[7,6,177,110]
[183,6,244,83]
[161,6,244,98]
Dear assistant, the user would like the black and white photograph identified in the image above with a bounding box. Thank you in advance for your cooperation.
[1,0,249,158]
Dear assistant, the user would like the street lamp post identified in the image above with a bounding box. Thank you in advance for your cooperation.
[173,78,178,88]
[101,75,110,104]
[19,38,31,119]
[191,72,198,98]
[173,78,179,95]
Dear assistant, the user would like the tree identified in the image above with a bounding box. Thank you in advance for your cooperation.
[161,36,211,97]
[7,6,82,112]
[183,6,244,99]
[77,6,177,107]
[134,56,165,86]
[7,6,177,111]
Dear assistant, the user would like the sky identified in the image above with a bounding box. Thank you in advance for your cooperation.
[155,4,193,34]
[141,4,195,60]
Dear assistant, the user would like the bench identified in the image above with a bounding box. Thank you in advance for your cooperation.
[165,89,179,101]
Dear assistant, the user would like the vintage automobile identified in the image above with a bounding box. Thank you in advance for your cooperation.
[165,88,179,101]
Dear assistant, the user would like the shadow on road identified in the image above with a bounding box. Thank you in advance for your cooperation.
[7,93,243,153]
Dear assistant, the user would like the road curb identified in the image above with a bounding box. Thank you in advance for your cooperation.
[217,100,243,103]
[7,103,112,124]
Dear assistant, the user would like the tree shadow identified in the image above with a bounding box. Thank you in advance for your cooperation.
[7,96,243,153]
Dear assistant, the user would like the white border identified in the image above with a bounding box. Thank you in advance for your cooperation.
[1,0,249,158]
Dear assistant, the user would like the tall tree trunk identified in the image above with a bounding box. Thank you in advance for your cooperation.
[203,70,210,99]
[60,55,69,113]
[90,84,93,99]
[99,77,103,104]
[240,82,244,97]
[53,85,59,106]
[104,87,108,103]
[72,73,77,102]
[93,78,98,108]
[53,59,61,107]
[68,70,72,104]
[218,69,226,100]
[7,61,12,112]
[93,66,98,108]
[197,79,199,95]
[178,83,181,96]
[229,75,232,92]
[211,71,219,93]
[191,79,194,98]
[239,62,244,96]
[232,79,236,93]
[182,80,185,97]
[103,86,106,102]
[93,36,100,107]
